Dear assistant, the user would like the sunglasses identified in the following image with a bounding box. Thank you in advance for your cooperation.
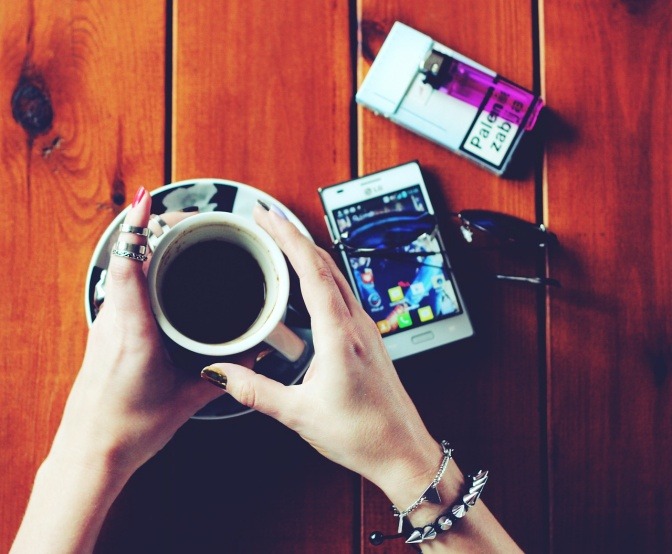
[335,209,560,287]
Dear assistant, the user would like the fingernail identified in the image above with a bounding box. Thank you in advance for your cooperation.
[132,186,146,208]
[181,205,199,212]
[270,204,288,220]
[257,199,287,220]
[201,366,228,390]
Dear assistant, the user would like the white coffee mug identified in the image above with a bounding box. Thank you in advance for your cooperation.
[147,212,305,362]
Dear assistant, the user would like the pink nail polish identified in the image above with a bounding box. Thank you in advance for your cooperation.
[132,186,146,207]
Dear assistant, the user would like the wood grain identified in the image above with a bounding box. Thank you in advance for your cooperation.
[357,2,547,552]
[171,0,353,246]
[0,1,165,551]
[2,0,670,552]
[542,0,672,551]
[161,1,356,553]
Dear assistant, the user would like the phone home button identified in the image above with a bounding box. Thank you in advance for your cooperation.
[411,331,434,344]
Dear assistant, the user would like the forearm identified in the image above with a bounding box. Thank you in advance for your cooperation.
[10,452,131,554]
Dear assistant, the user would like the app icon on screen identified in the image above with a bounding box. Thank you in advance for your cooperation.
[418,306,434,322]
[361,268,374,284]
[410,282,425,296]
[367,292,382,308]
[388,286,404,302]
[431,274,446,289]
[376,320,391,334]
[397,312,413,328]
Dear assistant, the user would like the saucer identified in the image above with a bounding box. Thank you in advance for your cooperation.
[84,178,314,420]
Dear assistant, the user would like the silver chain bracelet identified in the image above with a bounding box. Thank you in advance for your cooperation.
[392,440,453,533]
[369,467,489,547]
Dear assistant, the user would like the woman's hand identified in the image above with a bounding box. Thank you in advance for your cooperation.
[12,193,520,554]
[204,205,522,553]
[49,189,224,477]
[12,188,227,554]
[203,204,444,508]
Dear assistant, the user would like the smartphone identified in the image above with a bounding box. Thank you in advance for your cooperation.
[319,161,474,360]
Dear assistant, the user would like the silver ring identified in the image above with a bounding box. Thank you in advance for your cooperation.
[112,249,147,262]
[119,224,150,237]
[112,241,148,262]
[148,214,171,251]
[115,241,148,255]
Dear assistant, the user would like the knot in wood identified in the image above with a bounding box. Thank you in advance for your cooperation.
[11,75,54,137]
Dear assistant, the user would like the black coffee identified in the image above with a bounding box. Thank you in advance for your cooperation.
[160,240,266,344]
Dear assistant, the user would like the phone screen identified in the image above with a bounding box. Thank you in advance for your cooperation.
[332,184,463,337]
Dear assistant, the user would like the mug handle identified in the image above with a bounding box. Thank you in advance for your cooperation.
[264,321,306,362]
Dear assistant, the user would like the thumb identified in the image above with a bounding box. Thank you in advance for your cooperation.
[200,363,295,423]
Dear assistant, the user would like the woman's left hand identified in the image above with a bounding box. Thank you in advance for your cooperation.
[12,188,233,553]
[49,188,224,477]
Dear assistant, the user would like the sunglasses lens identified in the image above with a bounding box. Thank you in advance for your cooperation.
[458,210,556,247]
[345,212,435,249]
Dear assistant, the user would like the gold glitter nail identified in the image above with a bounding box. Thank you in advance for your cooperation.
[201,366,228,390]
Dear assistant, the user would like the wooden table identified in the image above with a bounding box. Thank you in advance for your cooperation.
[1,1,670,552]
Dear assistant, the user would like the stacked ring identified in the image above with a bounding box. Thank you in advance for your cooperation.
[119,223,150,237]
[112,241,148,262]
[112,221,150,262]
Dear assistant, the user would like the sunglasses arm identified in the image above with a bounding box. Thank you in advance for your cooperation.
[494,274,561,288]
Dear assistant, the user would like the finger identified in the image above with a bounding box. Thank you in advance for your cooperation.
[161,210,195,227]
[142,210,198,273]
[106,187,151,304]
[253,203,353,340]
[200,363,297,424]
[314,246,363,316]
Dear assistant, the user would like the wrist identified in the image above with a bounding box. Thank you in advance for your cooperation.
[372,437,461,512]
[403,460,465,527]
[368,440,522,552]
[39,447,134,498]
[48,402,149,480]
[377,439,465,537]
[12,450,132,553]
[45,434,137,487]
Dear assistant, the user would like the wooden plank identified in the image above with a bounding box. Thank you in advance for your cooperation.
[167,1,355,553]
[0,1,166,551]
[172,0,353,246]
[357,2,547,552]
[542,0,672,551]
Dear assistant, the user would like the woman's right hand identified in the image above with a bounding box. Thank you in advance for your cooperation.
[197,202,521,552]
[202,203,447,509]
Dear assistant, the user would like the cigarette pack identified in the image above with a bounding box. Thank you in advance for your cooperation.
[356,22,544,176]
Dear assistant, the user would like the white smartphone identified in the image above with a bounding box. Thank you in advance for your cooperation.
[319,161,474,360]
